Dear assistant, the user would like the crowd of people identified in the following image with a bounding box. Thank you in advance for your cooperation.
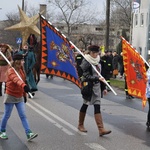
[0,42,150,142]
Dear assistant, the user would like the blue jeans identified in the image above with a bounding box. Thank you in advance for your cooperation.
[0,102,31,134]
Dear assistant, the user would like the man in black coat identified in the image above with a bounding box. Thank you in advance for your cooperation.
[100,50,113,91]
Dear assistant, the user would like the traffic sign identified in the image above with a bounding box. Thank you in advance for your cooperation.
[16,37,22,44]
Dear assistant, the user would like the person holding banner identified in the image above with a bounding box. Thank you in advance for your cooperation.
[146,60,150,129]
[78,45,111,136]
[0,43,12,96]
[0,53,38,141]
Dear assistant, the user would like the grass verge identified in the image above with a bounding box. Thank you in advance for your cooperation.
[110,78,125,90]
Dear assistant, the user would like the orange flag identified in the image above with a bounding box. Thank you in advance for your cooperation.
[122,37,147,107]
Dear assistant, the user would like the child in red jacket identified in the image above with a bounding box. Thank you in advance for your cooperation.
[0,53,38,141]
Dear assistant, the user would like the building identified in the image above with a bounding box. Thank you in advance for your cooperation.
[54,22,128,52]
[0,19,128,52]
[132,0,150,60]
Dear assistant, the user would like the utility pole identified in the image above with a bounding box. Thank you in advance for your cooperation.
[105,0,110,51]
[22,0,24,11]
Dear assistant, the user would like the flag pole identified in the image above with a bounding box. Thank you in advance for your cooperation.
[0,51,33,98]
[69,41,117,96]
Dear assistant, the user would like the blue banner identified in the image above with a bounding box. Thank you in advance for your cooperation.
[40,15,81,88]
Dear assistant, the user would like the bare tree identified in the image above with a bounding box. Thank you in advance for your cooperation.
[110,0,132,27]
[47,0,101,39]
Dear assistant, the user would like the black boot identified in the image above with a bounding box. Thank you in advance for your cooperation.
[146,122,150,129]
[126,95,133,99]
[0,82,2,96]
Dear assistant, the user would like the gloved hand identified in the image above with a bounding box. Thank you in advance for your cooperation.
[24,96,27,103]
[24,85,30,93]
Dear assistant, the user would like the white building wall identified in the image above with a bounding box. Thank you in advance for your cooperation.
[132,0,150,60]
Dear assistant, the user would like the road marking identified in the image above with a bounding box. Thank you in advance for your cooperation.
[27,103,74,135]
[85,143,107,150]
[27,100,87,135]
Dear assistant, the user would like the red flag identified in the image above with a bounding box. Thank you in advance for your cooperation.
[122,37,147,107]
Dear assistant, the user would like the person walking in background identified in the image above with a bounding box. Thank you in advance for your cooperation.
[100,50,113,91]
[112,51,119,78]
[78,45,111,136]
[118,52,124,78]
[146,59,150,129]
[0,53,38,141]
[108,50,113,62]
[19,43,38,93]
[0,43,12,96]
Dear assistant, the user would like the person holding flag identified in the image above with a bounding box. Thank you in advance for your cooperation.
[78,45,111,136]
[146,59,150,129]
[0,53,38,141]
[122,37,147,107]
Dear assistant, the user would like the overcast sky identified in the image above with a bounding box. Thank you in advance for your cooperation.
[0,0,105,21]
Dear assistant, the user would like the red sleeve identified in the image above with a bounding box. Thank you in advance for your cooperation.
[8,68,26,88]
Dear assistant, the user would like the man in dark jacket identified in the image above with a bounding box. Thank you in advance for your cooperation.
[100,50,113,91]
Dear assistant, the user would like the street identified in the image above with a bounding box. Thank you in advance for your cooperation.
[0,74,150,150]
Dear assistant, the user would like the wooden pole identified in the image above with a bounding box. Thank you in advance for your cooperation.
[105,0,110,51]
[22,0,24,11]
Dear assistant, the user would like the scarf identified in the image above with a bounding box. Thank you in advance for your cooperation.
[84,54,100,65]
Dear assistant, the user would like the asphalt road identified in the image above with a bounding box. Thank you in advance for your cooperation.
[0,75,149,150]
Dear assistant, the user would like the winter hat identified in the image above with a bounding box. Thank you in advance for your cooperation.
[13,54,24,61]
[88,45,100,52]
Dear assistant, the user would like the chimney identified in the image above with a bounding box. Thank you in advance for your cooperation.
[40,4,47,18]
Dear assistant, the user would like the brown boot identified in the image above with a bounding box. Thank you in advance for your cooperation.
[78,112,87,132]
[94,113,111,136]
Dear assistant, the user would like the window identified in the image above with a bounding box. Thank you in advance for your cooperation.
[57,26,64,30]
[140,13,144,26]
[139,47,142,54]
[95,27,103,31]
[146,13,148,26]
[110,28,115,31]
[135,14,138,26]
[71,26,78,30]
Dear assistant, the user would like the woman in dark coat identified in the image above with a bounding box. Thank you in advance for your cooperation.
[78,45,111,136]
